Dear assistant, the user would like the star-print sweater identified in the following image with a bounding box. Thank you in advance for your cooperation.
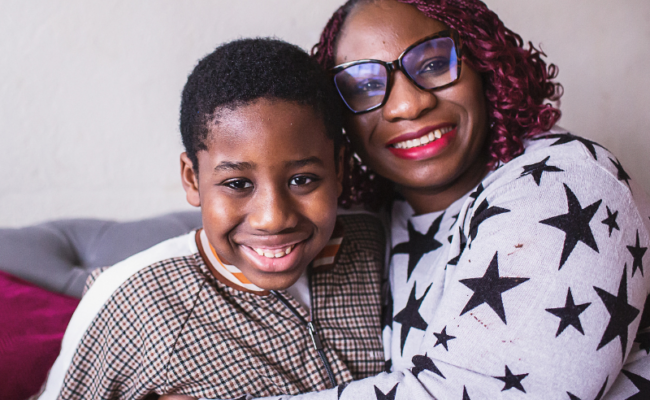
[250,129,650,400]
[37,213,385,400]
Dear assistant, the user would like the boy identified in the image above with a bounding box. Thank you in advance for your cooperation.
[37,38,385,399]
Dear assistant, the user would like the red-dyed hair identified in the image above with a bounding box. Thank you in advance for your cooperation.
[313,0,563,209]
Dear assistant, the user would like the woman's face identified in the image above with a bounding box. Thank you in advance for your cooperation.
[335,0,488,213]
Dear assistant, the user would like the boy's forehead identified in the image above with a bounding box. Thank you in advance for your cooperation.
[204,99,334,159]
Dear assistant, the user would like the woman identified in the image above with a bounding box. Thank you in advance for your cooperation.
[166,0,650,399]
[280,0,649,399]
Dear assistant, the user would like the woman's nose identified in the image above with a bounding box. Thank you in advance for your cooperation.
[382,71,437,122]
[247,186,298,233]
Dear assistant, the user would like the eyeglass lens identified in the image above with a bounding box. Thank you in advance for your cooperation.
[334,36,459,113]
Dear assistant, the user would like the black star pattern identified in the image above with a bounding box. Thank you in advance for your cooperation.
[451,212,460,226]
[627,230,647,277]
[567,377,608,400]
[519,156,564,186]
[635,332,650,354]
[594,265,641,361]
[622,370,650,399]
[601,206,619,237]
[462,386,471,400]
[394,283,431,354]
[468,199,510,245]
[468,183,484,207]
[494,365,528,393]
[433,326,456,350]
[535,133,605,160]
[540,184,601,269]
[374,384,398,400]
[384,359,392,373]
[609,157,631,188]
[382,286,393,330]
[337,382,349,399]
[639,295,650,330]
[459,252,529,324]
[447,227,467,266]
[392,214,443,280]
[634,295,650,354]
[411,353,445,378]
[545,288,591,337]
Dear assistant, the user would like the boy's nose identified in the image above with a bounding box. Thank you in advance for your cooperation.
[247,186,299,233]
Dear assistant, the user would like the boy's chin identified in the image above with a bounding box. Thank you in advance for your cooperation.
[247,268,306,291]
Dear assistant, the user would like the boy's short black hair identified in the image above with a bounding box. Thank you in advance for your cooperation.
[180,37,343,170]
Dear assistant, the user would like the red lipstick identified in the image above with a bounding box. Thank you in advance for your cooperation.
[387,125,457,161]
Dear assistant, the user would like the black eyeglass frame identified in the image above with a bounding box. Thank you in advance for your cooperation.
[330,30,463,114]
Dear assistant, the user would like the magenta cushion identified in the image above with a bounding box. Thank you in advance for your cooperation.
[0,270,79,400]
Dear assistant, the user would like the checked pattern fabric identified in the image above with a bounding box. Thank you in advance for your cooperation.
[40,214,386,400]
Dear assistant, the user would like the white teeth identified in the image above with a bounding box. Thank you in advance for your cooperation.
[391,126,454,150]
[252,244,295,259]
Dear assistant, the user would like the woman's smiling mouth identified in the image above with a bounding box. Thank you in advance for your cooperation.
[386,125,457,160]
[389,125,455,149]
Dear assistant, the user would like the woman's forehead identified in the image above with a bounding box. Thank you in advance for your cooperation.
[335,0,448,64]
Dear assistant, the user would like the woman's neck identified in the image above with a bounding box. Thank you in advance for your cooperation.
[397,152,490,215]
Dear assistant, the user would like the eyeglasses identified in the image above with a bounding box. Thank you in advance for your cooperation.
[330,30,462,114]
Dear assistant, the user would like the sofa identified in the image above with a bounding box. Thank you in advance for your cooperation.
[0,211,202,400]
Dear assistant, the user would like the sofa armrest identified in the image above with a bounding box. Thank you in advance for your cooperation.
[0,211,202,298]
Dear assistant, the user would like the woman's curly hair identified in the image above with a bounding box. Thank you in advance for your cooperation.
[312,0,563,209]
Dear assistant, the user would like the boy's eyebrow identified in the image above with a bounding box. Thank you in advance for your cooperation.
[214,161,256,172]
[285,156,324,168]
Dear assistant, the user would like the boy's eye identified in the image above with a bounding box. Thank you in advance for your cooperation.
[289,175,317,187]
[223,179,253,190]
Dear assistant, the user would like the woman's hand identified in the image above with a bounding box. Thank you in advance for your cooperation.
[159,395,197,400]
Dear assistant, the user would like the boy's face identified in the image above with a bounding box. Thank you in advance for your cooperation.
[181,99,343,291]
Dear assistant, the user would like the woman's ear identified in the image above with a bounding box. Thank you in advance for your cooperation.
[180,152,201,207]
[336,145,346,197]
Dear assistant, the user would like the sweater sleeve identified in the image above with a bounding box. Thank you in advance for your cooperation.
[247,141,650,400]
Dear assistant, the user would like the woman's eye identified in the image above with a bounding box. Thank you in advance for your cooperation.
[289,175,317,187]
[418,57,450,75]
[356,79,386,93]
[224,179,253,190]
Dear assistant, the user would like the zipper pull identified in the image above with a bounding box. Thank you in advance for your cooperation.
[307,322,323,351]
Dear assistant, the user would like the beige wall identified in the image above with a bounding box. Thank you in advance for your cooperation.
[1,0,648,227]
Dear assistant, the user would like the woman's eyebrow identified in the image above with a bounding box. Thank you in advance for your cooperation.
[213,161,256,172]
[285,156,324,168]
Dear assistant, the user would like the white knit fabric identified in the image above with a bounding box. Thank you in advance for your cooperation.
[252,129,650,400]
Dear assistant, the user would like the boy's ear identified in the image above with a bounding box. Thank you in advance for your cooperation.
[336,145,346,197]
[180,152,201,207]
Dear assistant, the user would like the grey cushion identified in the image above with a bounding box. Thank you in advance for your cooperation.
[0,211,202,298]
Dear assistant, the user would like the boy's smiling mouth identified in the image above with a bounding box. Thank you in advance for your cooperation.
[237,236,310,274]
[251,243,295,258]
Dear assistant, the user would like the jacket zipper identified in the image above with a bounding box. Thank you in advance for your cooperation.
[270,282,337,388]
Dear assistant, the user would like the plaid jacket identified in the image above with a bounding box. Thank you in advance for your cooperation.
[38,213,385,400]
